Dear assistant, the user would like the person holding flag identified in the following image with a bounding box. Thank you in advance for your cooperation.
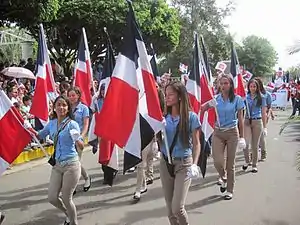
[159,81,201,225]
[35,95,84,225]
[243,79,267,173]
[68,86,91,193]
[204,74,246,200]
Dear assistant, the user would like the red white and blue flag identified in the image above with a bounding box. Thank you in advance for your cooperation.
[231,42,246,98]
[73,28,93,107]
[95,1,163,172]
[0,90,32,175]
[30,24,56,122]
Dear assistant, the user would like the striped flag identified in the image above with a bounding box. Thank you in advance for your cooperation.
[0,90,32,175]
[30,24,56,122]
[95,1,163,172]
[230,42,246,98]
[73,28,93,107]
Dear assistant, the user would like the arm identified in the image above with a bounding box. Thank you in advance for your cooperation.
[237,109,244,138]
[81,116,89,137]
[262,106,267,128]
[192,128,201,165]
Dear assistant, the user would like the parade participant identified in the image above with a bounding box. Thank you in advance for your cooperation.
[207,75,245,200]
[91,84,117,186]
[160,81,201,225]
[133,82,163,200]
[37,95,84,225]
[68,87,91,193]
[255,77,273,161]
[243,79,267,173]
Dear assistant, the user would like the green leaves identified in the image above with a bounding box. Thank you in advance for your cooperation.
[236,35,278,76]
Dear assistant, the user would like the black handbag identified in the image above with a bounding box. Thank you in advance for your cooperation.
[163,123,180,178]
[48,118,71,166]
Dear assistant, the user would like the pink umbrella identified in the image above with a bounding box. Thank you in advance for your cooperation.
[1,67,36,80]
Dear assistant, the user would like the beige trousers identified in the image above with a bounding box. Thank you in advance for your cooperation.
[160,156,192,225]
[48,161,81,225]
[77,149,89,181]
[244,119,263,167]
[136,141,154,192]
[212,127,239,193]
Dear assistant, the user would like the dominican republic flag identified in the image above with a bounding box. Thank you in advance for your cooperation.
[149,43,159,81]
[186,33,216,160]
[95,1,163,172]
[73,28,93,107]
[198,35,216,177]
[230,42,246,98]
[30,24,56,122]
[0,90,32,175]
[90,28,119,186]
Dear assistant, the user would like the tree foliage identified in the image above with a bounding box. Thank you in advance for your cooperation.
[236,35,278,77]
[0,0,181,77]
[158,0,235,76]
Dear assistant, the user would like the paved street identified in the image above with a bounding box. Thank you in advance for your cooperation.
[1,109,300,225]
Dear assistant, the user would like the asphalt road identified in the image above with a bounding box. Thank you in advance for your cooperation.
[1,109,300,225]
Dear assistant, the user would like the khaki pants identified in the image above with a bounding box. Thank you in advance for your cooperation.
[77,149,89,181]
[48,161,81,225]
[259,132,267,159]
[136,140,155,192]
[160,157,192,225]
[145,146,155,181]
[244,119,263,167]
[212,127,239,193]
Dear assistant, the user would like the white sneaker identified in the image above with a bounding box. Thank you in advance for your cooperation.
[224,191,233,200]
[133,192,141,200]
[217,177,223,185]
[252,167,258,173]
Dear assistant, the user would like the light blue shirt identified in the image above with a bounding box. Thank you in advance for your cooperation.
[264,91,272,108]
[245,93,266,119]
[38,117,80,162]
[73,102,90,132]
[97,98,104,112]
[215,94,245,128]
[161,111,201,158]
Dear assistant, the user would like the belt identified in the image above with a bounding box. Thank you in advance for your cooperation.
[56,156,79,166]
[215,126,237,131]
[162,154,191,162]
[247,117,262,120]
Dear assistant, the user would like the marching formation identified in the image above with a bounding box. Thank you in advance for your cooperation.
[1,2,293,225]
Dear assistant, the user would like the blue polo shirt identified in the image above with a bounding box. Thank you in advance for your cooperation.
[73,102,90,132]
[264,91,272,108]
[215,94,245,128]
[161,111,201,158]
[38,117,80,162]
[245,93,267,119]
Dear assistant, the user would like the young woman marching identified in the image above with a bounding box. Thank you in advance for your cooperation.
[255,77,273,161]
[207,75,245,200]
[243,79,267,173]
[68,87,91,192]
[160,81,201,225]
[37,95,84,225]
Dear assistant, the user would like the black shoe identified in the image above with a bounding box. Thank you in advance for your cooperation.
[83,177,92,192]
[141,188,148,194]
[64,221,70,225]
[146,179,153,185]
[0,214,5,225]
[73,190,77,196]
[242,164,249,171]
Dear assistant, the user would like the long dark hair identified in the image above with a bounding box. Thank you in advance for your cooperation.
[219,75,236,102]
[51,95,74,120]
[165,81,191,148]
[254,77,266,94]
[247,79,262,107]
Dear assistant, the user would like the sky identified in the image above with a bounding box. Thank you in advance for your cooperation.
[216,0,300,70]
